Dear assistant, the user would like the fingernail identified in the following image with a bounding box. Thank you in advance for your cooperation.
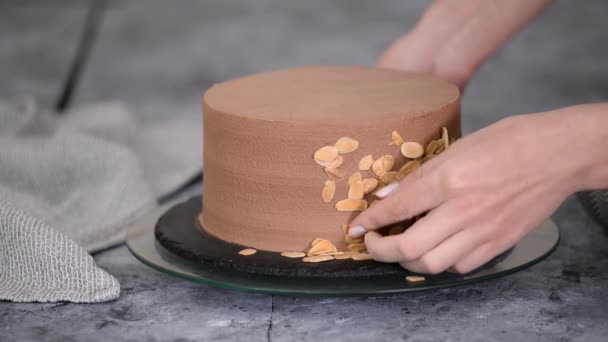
[375,182,399,198]
[348,225,367,238]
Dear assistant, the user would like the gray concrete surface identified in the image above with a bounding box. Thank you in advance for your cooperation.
[1,0,608,341]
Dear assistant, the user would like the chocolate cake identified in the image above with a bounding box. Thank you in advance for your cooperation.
[200,66,461,253]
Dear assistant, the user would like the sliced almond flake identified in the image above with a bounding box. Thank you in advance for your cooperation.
[435,138,446,150]
[280,251,306,258]
[426,139,445,155]
[372,155,395,176]
[351,253,373,261]
[307,249,335,257]
[348,180,365,200]
[303,255,335,263]
[341,224,350,235]
[311,238,324,246]
[398,160,420,178]
[324,251,346,256]
[324,167,345,181]
[344,234,364,245]
[390,130,405,146]
[347,243,367,252]
[308,239,338,256]
[358,155,374,171]
[334,137,359,154]
[321,180,336,203]
[314,145,339,162]
[379,171,400,184]
[345,234,364,244]
[435,141,446,154]
[442,127,449,148]
[335,199,368,212]
[315,155,344,168]
[401,142,425,159]
[348,172,362,186]
[425,140,439,156]
[335,251,358,260]
[371,159,384,176]
[238,248,257,256]
[362,178,379,195]
[406,275,426,282]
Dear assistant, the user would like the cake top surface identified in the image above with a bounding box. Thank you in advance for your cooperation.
[204,66,459,124]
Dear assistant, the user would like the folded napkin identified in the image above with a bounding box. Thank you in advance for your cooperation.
[0,98,201,303]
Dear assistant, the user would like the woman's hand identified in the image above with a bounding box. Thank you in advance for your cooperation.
[348,105,608,274]
[378,0,553,90]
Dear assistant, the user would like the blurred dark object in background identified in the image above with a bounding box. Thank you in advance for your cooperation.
[578,191,608,230]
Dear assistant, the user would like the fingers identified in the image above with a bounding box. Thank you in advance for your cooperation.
[349,167,442,237]
[399,227,492,274]
[447,242,497,275]
[447,220,533,274]
[363,200,470,263]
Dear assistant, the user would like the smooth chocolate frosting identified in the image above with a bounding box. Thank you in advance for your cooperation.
[201,66,461,252]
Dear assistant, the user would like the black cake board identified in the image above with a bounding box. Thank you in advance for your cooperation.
[155,196,536,279]
[127,195,559,296]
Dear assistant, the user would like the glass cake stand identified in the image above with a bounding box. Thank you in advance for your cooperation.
[126,197,560,297]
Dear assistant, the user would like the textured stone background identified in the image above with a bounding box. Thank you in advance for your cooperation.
[1,0,607,341]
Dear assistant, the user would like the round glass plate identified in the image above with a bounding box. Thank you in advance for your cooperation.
[126,200,560,297]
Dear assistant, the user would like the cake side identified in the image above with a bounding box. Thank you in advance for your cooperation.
[200,66,461,252]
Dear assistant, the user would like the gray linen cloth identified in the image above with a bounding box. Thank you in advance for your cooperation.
[0,97,201,303]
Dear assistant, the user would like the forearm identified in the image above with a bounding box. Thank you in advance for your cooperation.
[381,0,553,88]
[557,103,608,191]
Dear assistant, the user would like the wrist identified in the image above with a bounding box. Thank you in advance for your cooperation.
[567,104,608,191]
[543,104,608,193]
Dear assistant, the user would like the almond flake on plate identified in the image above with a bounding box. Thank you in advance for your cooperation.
[351,253,373,261]
[238,248,257,256]
[280,251,306,258]
[406,275,426,282]
[303,255,335,263]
